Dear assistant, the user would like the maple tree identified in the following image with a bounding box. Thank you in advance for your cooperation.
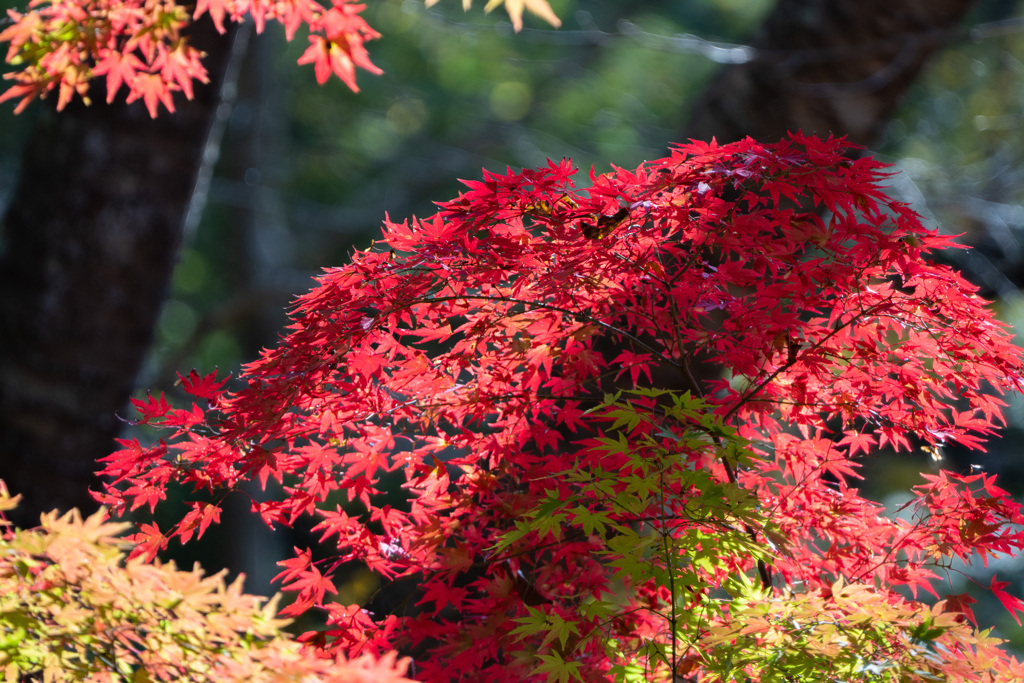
[0,0,560,117]
[0,480,415,682]
[3,0,1022,677]
[86,133,1024,681]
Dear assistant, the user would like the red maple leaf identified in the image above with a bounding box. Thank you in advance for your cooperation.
[990,576,1024,626]
[178,501,223,543]
[177,369,228,400]
[124,72,177,117]
[298,3,381,91]
[152,41,209,101]
[192,0,230,33]
[125,522,169,561]
[129,393,170,423]
[274,547,338,616]
[91,48,144,102]
[943,592,978,626]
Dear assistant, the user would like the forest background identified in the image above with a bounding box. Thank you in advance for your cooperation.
[3,0,1024,658]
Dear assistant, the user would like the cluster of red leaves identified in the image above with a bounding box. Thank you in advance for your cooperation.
[0,0,376,116]
[0,480,414,682]
[0,0,560,116]
[99,135,1024,680]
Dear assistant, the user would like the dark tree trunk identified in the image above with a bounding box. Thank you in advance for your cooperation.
[0,19,241,527]
[684,0,980,145]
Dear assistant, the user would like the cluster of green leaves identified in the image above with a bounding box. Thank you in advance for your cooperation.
[500,390,1015,682]
[497,389,771,681]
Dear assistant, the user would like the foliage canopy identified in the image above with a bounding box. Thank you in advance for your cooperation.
[97,134,1024,681]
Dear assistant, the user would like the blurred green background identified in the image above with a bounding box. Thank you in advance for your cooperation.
[5,0,1024,655]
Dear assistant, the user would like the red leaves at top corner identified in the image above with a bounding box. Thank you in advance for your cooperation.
[298,1,382,91]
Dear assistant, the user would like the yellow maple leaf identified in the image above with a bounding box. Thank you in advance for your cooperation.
[424,0,561,32]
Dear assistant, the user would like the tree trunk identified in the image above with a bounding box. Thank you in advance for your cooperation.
[0,19,242,527]
[684,0,979,146]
